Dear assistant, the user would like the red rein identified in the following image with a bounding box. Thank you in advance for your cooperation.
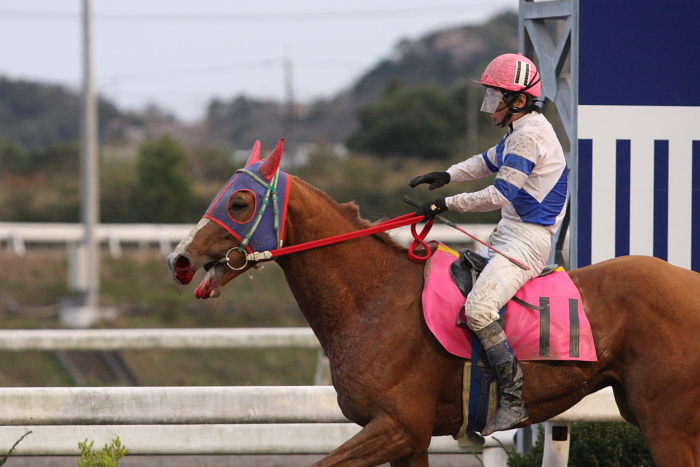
[261,213,434,263]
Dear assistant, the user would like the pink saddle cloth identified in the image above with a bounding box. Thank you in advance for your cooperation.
[423,243,597,361]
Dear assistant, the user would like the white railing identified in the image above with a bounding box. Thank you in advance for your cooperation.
[0,222,495,256]
[0,384,617,459]
[0,327,320,351]
[0,385,492,454]
[0,424,503,456]
[0,328,622,464]
[0,223,193,256]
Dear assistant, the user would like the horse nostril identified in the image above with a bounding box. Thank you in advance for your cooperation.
[175,256,191,271]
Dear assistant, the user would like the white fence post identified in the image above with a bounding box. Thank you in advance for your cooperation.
[483,430,517,467]
[542,422,571,466]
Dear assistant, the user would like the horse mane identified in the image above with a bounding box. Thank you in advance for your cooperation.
[291,175,406,252]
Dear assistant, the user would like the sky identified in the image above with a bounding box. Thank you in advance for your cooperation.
[0,1,518,122]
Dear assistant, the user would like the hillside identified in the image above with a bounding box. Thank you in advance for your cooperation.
[0,10,517,154]
[0,78,121,151]
[205,11,518,148]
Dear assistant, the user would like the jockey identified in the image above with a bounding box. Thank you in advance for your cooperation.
[408,53,568,436]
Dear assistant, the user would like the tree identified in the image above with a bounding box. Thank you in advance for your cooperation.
[132,135,198,223]
[188,144,236,183]
[0,140,30,174]
[346,81,468,160]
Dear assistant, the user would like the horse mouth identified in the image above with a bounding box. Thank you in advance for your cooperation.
[194,262,226,299]
[169,254,223,299]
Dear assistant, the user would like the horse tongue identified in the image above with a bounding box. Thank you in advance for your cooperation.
[195,267,223,299]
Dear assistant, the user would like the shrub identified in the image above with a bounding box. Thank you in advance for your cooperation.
[77,437,128,467]
[507,423,653,467]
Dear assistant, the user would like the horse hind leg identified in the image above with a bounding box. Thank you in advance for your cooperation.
[641,427,700,466]
[612,383,639,426]
[615,397,698,466]
[623,388,700,466]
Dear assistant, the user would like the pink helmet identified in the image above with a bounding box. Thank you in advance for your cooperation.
[474,53,541,97]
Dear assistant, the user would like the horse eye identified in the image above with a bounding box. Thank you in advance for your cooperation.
[227,189,255,221]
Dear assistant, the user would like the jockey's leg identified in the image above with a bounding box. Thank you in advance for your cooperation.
[474,320,528,435]
[465,220,551,435]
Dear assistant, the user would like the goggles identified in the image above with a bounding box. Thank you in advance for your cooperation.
[480,88,506,113]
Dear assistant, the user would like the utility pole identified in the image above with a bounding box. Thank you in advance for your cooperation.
[283,55,296,163]
[466,83,480,155]
[79,0,100,310]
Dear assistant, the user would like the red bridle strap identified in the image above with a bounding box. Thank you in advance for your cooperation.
[246,213,435,262]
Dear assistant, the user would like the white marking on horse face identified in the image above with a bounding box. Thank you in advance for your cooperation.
[170,218,210,259]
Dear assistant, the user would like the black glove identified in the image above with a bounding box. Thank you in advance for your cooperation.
[408,171,451,190]
[415,198,448,221]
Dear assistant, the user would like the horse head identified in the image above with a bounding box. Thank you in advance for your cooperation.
[167,139,289,299]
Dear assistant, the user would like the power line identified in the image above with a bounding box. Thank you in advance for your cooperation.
[99,59,280,82]
[98,57,362,84]
[0,4,507,23]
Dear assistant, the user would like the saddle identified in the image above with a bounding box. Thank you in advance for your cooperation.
[449,249,488,298]
[450,248,560,300]
[421,242,595,361]
[421,244,597,436]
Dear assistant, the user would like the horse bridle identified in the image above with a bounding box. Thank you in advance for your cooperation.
[218,168,284,271]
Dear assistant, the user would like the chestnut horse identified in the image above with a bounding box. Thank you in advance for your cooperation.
[167,140,700,466]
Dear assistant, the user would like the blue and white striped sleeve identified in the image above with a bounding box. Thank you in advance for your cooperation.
[446,150,496,182]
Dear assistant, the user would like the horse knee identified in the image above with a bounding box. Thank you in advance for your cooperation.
[398,429,431,453]
[315,418,431,466]
[384,419,433,457]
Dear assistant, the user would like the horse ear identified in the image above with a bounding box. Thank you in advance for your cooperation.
[244,140,262,167]
[259,138,285,181]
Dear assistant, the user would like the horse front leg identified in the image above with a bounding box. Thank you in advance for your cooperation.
[312,415,432,467]
[390,453,429,467]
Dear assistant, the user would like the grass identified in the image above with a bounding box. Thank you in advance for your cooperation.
[0,249,301,320]
[122,348,319,386]
[0,249,318,387]
[0,351,73,386]
[0,249,73,308]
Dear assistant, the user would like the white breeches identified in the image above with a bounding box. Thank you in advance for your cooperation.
[465,218,552,331]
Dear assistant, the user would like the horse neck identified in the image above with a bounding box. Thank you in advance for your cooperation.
[276,177,419,349]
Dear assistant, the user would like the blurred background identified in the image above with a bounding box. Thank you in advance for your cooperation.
[0,1,575,390]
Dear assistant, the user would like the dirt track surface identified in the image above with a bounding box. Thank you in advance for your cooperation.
[4,454,482,466]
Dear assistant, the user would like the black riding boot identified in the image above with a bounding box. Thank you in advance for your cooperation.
[474,321,529,436]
